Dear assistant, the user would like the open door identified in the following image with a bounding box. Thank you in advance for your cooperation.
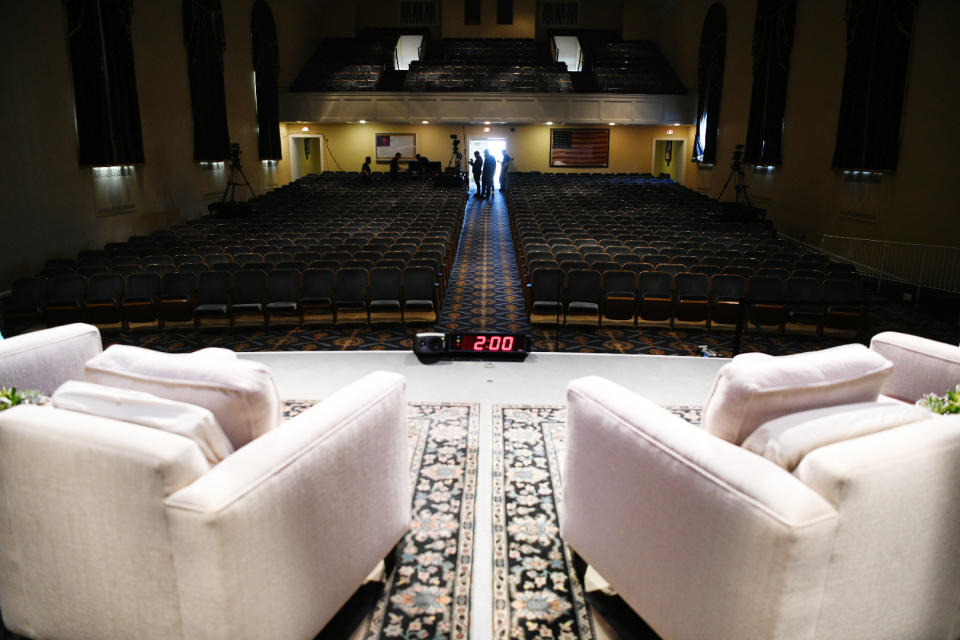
[467,138,507,193]
[289,134,324,180]
[652,138,683,182]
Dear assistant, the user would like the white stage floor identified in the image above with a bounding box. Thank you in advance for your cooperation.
[239,351,729,639]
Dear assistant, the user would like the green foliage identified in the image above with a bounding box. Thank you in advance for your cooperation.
[917,384,960,415]
[0,387,45,412]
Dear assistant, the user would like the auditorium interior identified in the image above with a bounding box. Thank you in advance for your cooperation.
[1,1,959,639]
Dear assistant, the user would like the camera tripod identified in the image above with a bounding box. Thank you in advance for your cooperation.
[222,154,256,203]
[718,151,753,207]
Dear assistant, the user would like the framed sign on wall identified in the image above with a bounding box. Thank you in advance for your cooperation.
[549,128,610,168]
[376,133,416,163]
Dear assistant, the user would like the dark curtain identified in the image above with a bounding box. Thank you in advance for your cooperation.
[183,0,231,162]
[832,0,917,171]
[743,0,797,165]
[693,4,727,164]
[66,0,144,165]
[252,0,281,160]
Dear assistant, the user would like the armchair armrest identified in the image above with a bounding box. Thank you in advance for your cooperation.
[165,371,410,640]
[869,331,960,403]
[0,323,101,394]
[562,376,838,640]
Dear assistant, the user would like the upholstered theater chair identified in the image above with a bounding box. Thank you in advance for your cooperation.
[562,336,960,640]
[0,324,411,640]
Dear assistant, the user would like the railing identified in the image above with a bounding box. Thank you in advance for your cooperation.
[820,235,960,294]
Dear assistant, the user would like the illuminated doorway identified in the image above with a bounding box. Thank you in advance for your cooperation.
[289,134,324,181]
[467,138,507,192]
[652,138,684,182]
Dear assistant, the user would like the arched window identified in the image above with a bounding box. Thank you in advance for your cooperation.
[183,0,230,162]
[832,0,917,171]
[693,3,726,164]
[66,0,145,165]
[252,0,281,160]
[744,0,797,166]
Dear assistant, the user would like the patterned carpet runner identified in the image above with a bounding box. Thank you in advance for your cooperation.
[365,402,480,640]
[437,194,531,334]
[491,405,702,639]
[283,400,479,640]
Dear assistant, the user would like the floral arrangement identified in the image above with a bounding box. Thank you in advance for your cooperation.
[917,384,960,415]
[0,387,47,412]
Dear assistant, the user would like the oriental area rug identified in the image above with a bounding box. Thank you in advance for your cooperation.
[491,405,701,640]
[282,400,480,640]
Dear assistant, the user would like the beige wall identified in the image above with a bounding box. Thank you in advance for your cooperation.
[276,121,696,185]
[0,1,324,289]
[651,0,960,248]
[441,0,537,38]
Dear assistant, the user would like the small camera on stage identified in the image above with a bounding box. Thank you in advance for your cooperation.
[414,333,447,356]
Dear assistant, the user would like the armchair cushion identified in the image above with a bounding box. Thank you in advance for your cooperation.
[84,344,281,449]
[51,380,234,464]
[742,400,933,471]
[702,343,894,444]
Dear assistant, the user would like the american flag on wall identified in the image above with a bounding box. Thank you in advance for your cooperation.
[550,129,610,167]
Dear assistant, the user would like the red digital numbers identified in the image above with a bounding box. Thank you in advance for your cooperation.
[470,335,516,351]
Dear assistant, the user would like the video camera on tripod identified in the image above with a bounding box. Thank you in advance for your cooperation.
[730,143,744,172]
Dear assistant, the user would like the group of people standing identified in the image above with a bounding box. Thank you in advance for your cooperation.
[468,149,509,200]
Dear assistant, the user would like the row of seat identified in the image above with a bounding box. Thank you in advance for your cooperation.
[527,267,864,334]
[506,173,863,329]
[8,172,467,334]
[6,266,439,333]
[403,64,573,93]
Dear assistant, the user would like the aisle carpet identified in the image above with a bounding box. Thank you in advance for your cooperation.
[491,405,702,640]
[283,400,480,640]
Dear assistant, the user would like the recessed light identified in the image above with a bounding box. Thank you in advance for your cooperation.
[484,121,491,125]
[545,121,554,125]
[609,122,616,126]
[358,120,367,124]
[421,120,429,124]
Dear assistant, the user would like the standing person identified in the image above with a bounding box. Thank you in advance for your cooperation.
[389,152,401,178]
[468,150,483,198]
[361,156,372,182]
[481,149,496,200]
[499,149,511,192]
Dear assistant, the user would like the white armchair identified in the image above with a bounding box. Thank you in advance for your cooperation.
[561,335,960,640]
[0,325,411,640]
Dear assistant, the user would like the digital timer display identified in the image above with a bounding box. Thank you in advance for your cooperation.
[449,333,527,354]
